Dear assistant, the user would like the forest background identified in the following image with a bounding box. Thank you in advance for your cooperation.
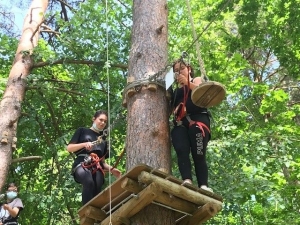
[0,0,299,224]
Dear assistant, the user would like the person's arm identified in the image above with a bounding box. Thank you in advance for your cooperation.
[67,142,92,153]
[2,204,19,218]
[176,75,203,90]
[66,128,93,153]
[102,161,122,178]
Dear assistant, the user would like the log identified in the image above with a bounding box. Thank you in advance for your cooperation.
[177,202,220,225]
[138,171,223,207]
[84,205,106,221]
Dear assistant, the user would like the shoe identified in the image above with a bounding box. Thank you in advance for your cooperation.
[181,179,192,186]
[200,185,213,192]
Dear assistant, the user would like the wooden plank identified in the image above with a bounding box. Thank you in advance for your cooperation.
[78,164,223,224]
[138,171,223,207]
[100,182,162,225]
[122,177,198,216]
[78,164,152,217]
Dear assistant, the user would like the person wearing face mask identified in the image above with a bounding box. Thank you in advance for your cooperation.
[169,59,213,193]
[0,183,24,225]
[67,110,122,205]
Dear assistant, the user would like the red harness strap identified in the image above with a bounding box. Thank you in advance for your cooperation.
[187,116,210,137]
[175,85,190,122]
[81,153,105,175]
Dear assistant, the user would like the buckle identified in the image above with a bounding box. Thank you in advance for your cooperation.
[176,121,182,126]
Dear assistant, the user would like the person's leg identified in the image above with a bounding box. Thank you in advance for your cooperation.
[74,166,96,205]
[171,125,192,181]
[93,170,104,196]
[188,120,210,188]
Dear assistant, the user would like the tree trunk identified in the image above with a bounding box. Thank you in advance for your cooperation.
[126,0,174,224]
[0,0,48,191]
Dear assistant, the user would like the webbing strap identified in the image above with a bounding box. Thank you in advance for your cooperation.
[186,115,210,137]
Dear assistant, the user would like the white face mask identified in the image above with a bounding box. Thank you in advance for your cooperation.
[92,122,103,132]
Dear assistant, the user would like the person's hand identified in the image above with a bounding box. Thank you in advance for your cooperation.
[176,74,188,86]
[0,222,3,225]
[3,204,9,210]
[84,142,93,151]
[111,168,122,178]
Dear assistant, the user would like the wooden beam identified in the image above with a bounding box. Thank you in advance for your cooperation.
[100,182,162,225]
[121,177,144,192]
[138,171,223,207]
[80,216,96,225]
[115,216,130,225]
[196,202,220,225]
[122,177,198,215]
[84,205,106,221]
[177,202,220,225]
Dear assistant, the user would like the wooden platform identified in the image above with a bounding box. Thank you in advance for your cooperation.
[78,164,223,225]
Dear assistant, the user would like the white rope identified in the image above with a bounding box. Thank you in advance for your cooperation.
[104,0,113,224]
[185,0,207,79]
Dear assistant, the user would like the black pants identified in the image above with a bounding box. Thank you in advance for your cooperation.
[74,165,104,205]
[171,113,210,187]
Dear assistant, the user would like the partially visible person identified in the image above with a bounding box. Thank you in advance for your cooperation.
[169,59,213,192]
[0,183,24,225]
[67,110,122,205]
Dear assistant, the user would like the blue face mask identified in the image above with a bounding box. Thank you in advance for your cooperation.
[6,191,17,199]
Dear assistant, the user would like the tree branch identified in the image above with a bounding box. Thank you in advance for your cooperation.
[11,156,42,164]
[33,59,128,70]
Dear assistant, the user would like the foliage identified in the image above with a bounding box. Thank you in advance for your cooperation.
[0,0,299,224]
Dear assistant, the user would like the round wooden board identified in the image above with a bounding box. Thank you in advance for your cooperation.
[191,81,226,108]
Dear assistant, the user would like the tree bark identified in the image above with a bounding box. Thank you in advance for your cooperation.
[0,0,48,191]
[126,0,173,224]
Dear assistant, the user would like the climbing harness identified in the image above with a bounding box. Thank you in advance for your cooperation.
[173,56,192,123]
[81,153,105,175]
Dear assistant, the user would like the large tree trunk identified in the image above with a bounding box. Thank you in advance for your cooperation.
[126,0,174,224]
[0,0,48,191]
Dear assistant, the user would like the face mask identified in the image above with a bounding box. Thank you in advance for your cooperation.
[92,122,103,132]
[6,191,17,199]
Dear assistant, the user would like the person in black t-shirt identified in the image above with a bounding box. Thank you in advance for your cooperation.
[67,110,121,205]
[0,183,24,225]
[169,59,213,192]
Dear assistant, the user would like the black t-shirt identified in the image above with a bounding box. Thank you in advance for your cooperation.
[172,85,208,115]
[68,127,109,168]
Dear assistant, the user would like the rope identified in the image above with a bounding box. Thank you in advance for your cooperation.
[185,0,207,81]
[123,64,173,94]
[104,0,113,224]
[124,0,232,93]
[185,0,232,53]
